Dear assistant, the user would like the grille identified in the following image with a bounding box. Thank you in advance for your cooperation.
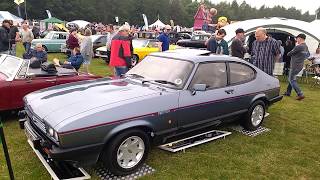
[26,106,46,133]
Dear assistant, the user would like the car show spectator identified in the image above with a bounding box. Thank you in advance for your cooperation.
[67,29,80,49]
[283,39,295,75]
[109,24,132,76]
[231,28,246,58]
[80,29,93,74]
[53,47,84,71]
[284,34,309,100]
[251,27,280,76]
[0,20,10,54]
[158,25,171,51]
[206,29,229,55]
[21,21,34,54]
[308,47,320,75]
[30,43,48,63]
[278,40,285,62]
[9,20,20,56]
[106,24,116,60]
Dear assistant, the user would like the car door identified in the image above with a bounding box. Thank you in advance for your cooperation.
[10,74,57,108]
[177,62,239,131]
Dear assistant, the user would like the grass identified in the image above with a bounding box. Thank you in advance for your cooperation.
[1,44,320,179]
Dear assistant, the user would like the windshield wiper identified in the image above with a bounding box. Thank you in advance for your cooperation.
[143,79,178,87]
[125,73,145,79]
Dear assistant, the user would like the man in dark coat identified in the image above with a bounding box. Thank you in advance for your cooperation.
[0,20,10,54]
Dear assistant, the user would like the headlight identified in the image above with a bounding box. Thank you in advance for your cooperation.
[46,126,59,141]
[48,128,54,137]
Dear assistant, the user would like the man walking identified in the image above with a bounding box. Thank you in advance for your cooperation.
[231,28,246,58]
[251,27,280,76]
[0,20,10,54]
[284,34,309,100]
[9,20,20,56]
[21,21,34,54]
[206,29,229,55]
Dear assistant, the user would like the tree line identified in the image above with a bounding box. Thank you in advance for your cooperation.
[1,0,319,26]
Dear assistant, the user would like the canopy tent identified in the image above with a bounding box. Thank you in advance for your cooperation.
[149,19,166,29]
[0,11,23,25]
[222,17,320,52]
[40,17,64,31]
[66,20,90,29]
[43,17,64,24]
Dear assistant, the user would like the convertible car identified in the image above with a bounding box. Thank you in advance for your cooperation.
[0,54,101,111]
[95,38,176,66]
[176,34,211,49]
[20,49,282,175]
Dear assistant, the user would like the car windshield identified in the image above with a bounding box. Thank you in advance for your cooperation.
[0,56,22,80]
[91,35,102,42]
[44,32,54,39]
[132,40,148,48]
[127,56,194,89]
[191,35,210,41]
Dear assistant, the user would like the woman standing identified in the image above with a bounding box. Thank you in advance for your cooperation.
[80,29,93,74]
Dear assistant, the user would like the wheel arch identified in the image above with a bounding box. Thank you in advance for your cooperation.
[250,93,269,107]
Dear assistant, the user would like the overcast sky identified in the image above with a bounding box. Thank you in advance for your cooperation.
[210,0,320,14]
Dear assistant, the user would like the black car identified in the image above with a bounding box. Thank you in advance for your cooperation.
[169,32,192,44]
[177,34,211,49]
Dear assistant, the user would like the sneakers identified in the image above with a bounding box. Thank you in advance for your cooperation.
[296,95,305,101]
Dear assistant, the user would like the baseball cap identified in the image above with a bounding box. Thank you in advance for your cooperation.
[296,33,306,40]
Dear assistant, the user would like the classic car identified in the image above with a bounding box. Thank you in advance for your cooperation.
[31,31,68,52]
[0,54,101,111]
[95,38,177,66]
[169,32,192,44]
[176,34,211,49]
[20,49,282,175]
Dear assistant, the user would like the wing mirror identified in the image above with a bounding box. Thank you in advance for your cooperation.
[191,84,206,95]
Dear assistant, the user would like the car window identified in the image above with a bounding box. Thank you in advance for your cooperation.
[229,62,255,84]
[58,34,67,39]
[100,36,108,44]
[190,62,227,89]
[148,41,159,48]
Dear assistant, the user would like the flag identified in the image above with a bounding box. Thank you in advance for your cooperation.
[14,0,24,5]
[142,14,149,30]
[46,10,52,18]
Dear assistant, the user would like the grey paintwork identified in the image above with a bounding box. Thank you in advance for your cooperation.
[23,49,281,163]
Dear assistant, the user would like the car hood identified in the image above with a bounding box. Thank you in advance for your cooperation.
[25,78,160,127]
[96,46,107,51]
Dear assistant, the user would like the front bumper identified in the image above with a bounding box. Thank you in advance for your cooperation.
[21,119,104,166]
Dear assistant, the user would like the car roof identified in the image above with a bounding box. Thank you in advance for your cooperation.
[150,49,247,64]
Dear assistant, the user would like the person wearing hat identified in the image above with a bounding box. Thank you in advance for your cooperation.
[109,24,132,76]
[283,33,309,100]
[158,25,171,52]
[231,28,246,59]
[0,20,10,54]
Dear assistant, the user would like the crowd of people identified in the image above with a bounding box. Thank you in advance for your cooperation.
[1,18,319,100]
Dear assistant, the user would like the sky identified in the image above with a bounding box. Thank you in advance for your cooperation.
[210,0,320,14]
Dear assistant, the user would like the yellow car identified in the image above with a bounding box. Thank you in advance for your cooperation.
[95,39,176,66]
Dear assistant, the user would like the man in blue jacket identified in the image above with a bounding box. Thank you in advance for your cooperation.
[53,47,84,71]
[30,43,48,63]
[206,29,229,55]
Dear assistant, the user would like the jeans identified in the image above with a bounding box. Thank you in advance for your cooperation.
[286,69,303,96]
[114,66,128,77]
[23,42,31,54]
[9,44,16,56]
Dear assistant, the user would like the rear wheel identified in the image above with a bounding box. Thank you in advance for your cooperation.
[242,100,265,131]
[131,55,139,67]
[101,129,150,175]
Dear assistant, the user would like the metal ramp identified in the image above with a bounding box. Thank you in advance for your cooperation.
[159,130,231,153]
[27,140,91,180]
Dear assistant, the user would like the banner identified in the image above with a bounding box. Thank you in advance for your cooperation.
[142,14,148,30]
[14,0,24,5]
[45,10,52,18]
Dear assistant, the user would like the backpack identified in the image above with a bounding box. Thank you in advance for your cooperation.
[41,62,57,73]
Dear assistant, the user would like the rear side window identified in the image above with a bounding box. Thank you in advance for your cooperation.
[190,62,227,89]
[229,62,255,84]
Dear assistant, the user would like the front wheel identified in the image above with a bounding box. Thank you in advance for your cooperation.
[101,129,150,175]
[242,100,266,131]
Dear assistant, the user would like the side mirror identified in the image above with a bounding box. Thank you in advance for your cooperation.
[191,84,206,95]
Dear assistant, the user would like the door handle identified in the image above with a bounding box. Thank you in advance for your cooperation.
[225,89,234,94]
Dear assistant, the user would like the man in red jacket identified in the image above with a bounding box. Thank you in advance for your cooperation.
[109,25,132,77]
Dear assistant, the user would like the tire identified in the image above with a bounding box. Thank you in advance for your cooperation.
[43,45,48,52]
[101,129,150,176]
[242,100,266,131]
[131,55,139,67]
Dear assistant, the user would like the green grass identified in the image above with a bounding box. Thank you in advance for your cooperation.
[1,44,320,179]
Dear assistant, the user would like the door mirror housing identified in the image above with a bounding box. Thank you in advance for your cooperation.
[191,84,206,95]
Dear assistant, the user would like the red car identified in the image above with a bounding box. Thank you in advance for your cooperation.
[0,54,101,111]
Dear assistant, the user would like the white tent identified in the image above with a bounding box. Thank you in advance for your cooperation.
[149,19,166,28]
[0,11,23,25]
[222,17,320,52]
[66,20,90,29]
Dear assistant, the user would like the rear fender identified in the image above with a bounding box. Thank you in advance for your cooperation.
[250,93,268,105]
